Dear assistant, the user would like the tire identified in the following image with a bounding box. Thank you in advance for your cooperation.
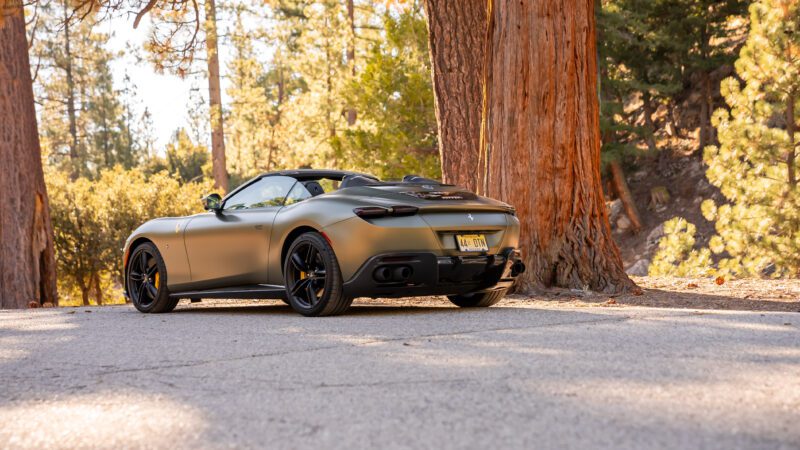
[283,232,353,316]
[126,242,178,313]
[447,289,507,308]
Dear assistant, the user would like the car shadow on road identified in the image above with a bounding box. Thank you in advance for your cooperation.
[170,301,465,317]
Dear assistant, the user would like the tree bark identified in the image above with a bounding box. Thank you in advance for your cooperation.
[423,0,485,191]
[698,70,711,153]
[478,0,636,293]
[609,161,642,233]
[0,3,59,308]
[62,4,79,179]
[787,90,796,190]
[345,0,357,126]
[204,0,229,193]
[642,93,658,152]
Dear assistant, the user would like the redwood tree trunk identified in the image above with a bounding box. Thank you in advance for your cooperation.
[0,4,59,308]
[204,0,229,193]
[423,0,485,191]
[478,0,635,293]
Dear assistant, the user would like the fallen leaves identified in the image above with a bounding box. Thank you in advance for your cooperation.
[715,276,726,285]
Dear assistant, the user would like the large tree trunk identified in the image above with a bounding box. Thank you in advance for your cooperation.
[0,4,59,308]
[423,0,485,191]
[478,0,635,293]
[204,0,229,193]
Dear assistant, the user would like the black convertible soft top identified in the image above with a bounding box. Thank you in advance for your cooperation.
[262,169,377,182]
[262,169,446,187]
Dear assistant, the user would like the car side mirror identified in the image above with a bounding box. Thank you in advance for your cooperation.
[202,193,223,212]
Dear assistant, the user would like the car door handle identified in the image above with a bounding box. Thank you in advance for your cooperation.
[255,225,264,230]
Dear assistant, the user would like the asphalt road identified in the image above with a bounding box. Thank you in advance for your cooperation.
[0,299,798,449]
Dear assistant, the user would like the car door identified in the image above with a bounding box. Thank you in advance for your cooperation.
[183,176,298,289]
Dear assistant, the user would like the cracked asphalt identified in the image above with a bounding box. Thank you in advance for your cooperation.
[1,299,798,449]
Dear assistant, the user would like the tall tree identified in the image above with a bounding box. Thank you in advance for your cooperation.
[478,0,635,293]
[699,0,800,276]
[0,2,59,308]
[423,0,485,191]
[204,0,228,192]
[132,0,229,192]
[334,6,440,180]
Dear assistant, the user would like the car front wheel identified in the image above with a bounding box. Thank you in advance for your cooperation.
[127,242,178,313]
[283,232,353,316]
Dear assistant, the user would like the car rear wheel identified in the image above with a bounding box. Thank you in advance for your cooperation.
[127,242,178,313]
[447,289,507,308]
[283,232,353,316]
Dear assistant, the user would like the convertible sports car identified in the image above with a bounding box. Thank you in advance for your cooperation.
[123,169,525,316]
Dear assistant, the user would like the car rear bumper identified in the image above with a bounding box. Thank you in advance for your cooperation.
[342,247,525,298]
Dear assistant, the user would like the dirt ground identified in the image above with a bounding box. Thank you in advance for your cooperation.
[506,277,800,313]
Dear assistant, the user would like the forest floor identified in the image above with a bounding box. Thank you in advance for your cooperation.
[510,277,800,313]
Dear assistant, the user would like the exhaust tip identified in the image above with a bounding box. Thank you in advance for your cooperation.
[511,261,526,277]
[373,266,393,282]
[393,266,412,282]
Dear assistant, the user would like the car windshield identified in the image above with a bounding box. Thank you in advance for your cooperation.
[224,176,297,210]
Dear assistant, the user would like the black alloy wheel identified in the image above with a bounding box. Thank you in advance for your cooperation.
[283,232,352,316]
[127,242,177,313]
[287,241,327,307]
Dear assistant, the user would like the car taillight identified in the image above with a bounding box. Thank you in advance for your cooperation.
[354,206,390,218]
[354,205,419,219]
[389,205,419,216]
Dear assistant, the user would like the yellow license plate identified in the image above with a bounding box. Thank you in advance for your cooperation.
[456,234,489,252]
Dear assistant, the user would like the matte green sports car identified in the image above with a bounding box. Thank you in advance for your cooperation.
[123,169,525,316]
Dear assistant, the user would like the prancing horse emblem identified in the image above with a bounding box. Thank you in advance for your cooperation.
[467,213,474,221]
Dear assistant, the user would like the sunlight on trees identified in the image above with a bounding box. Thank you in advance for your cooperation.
[47,166,211,306]
[651,0,800,278]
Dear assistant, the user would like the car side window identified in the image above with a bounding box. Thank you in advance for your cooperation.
[223,176,297,210]
[284,182,313,205]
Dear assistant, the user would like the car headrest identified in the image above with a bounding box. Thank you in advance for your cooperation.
[402,174,441,184]
[340,175,377,189]
[303,181,325,197]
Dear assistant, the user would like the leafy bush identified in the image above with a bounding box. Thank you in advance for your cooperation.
[48,166,211,305]
[649,218,714,277]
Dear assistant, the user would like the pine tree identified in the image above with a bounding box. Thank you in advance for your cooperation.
[226,15,274,182]
[333,6,440,180]
[34,3,138,178]
[700,0,800,276]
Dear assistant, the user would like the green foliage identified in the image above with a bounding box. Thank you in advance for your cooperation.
[701,0,800,277]
[649,218,714,276]
[653,0,800,278]
[33,5,144,178]
[146,129,211,184]
[48,167,211,306]
[597,0,749,158]
[332,7,440,180]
